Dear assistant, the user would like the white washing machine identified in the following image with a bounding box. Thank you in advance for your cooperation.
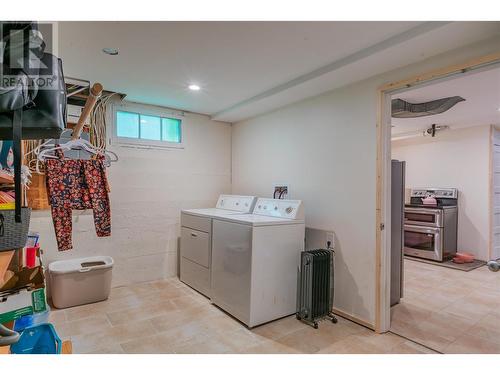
[211,198,305,328]
[180,195,257,297]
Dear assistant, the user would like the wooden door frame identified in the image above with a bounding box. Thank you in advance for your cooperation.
[489,125,500,261]
[489,125,493,261]
[375,51,500,333]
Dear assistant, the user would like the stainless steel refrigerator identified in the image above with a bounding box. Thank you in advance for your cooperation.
[391,160,405,306]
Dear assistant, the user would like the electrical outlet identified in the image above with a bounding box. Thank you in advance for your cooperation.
[326,232,335,249]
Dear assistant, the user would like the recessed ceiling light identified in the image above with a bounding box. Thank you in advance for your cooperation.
[102,47,119,56]
[188,84,201,91]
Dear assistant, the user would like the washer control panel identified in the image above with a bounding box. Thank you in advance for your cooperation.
[216,195,257,212]
[252,198,303,219]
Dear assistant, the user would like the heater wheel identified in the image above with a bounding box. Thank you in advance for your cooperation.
[313,322,318,329]
[327,313,338,324]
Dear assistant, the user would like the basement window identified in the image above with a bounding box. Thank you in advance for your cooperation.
[114,108,182,148]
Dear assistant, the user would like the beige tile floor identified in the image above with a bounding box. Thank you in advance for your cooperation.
[48,277,436,354]
[391,258,500,353]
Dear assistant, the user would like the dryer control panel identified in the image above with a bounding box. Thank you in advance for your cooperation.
[252,198,303,220]
[216,195,257,212]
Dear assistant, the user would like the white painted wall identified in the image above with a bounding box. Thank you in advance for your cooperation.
[31,102,232,289]
[231,36,500,326]
[392,125,491,261]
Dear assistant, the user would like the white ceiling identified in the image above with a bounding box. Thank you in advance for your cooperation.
[58,21,500,123]
[391,66,500,135]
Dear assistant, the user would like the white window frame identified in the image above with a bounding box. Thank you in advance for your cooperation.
[111,102,184,149]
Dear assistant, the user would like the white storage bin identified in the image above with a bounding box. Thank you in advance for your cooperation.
[48,256,113,309]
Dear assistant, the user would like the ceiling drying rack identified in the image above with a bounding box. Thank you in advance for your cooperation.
[71,82,103,140]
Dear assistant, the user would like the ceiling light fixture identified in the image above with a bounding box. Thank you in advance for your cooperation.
[188,84,201,91]
[102,47,119,56]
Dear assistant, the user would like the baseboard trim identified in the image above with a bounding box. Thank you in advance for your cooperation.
[332,308,375,331]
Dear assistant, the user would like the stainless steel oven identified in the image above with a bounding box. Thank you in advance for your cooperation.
[404,224,442,261]
[403,188,458,262]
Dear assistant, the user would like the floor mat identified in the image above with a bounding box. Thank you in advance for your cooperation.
[404,256,486,271]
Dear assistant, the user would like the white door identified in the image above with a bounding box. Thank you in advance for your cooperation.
[211,219,252,325]
[491,127,500,260]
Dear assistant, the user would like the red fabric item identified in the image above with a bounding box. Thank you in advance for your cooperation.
[45,149,111,251]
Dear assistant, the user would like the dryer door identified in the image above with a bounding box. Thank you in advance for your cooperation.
[211,219,252,326]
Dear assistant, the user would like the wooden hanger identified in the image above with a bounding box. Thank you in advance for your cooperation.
[71,83,103,140]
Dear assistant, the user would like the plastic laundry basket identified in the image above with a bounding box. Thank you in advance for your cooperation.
[48,256,113,309]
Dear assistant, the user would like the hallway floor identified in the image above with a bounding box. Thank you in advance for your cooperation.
[391,258,500,353]
[48,278,435,354]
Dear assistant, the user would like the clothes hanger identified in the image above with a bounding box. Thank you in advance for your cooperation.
[36,134,118,173]
[61,82,118,164]
[26,129,73,160]
[37,138,118,162]
[35,83,118,172]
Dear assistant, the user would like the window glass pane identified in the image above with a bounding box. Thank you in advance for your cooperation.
[116,111,139,138]
[162,118,182,143]
[140,115,161,140]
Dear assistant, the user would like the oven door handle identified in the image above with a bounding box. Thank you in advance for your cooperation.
[404,207,442,214]
[404,219,441,228]
[404,224,441,234]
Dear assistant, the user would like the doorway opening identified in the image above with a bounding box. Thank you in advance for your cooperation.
[376,53,500,353]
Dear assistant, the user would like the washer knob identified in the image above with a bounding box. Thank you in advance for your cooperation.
[286,206,293,214]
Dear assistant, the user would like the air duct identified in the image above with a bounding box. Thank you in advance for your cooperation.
[392,96,465,118]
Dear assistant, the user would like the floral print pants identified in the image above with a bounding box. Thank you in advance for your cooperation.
[45,150,111,251]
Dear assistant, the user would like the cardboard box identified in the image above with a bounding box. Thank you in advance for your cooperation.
[0,263,47,324]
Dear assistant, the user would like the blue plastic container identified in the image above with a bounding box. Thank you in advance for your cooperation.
[10,323,61,354]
